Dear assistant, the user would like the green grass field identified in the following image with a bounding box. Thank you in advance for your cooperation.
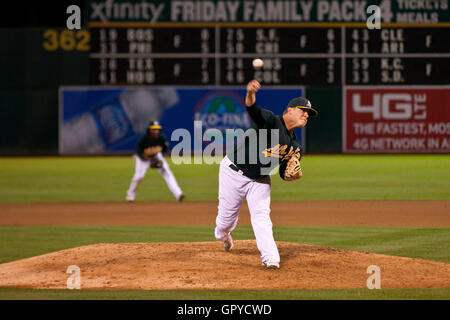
[0,155,449,300]
[0,154,449,202]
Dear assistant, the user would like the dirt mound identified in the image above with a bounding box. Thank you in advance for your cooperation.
[0,241,449,290]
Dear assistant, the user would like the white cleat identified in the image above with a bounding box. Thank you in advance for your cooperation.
[222,234,233,252]
[126,195,135,202]
[262,260,280,269]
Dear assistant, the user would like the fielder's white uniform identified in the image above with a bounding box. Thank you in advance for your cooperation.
[127,153,184,201]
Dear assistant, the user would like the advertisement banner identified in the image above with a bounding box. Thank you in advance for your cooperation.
[343,86,450,153]
[59,86,305,155]
[87,0,450,24]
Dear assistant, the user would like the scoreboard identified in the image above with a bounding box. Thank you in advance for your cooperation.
[79,0,450,154]
[89,25,450,86]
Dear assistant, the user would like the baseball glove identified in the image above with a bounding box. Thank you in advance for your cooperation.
[279,153,302,181]
[149,157,163,168]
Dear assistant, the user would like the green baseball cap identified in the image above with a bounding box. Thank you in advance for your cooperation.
[286,97,318,117]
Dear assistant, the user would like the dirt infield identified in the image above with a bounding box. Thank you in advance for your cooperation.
[0,200,449,227]
[0,241,449,290]
[0,200,449,290]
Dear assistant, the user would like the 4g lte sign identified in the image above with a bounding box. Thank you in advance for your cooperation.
[352,93,426,120]
[343,87,450,153]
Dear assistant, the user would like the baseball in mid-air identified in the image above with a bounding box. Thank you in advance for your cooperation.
[252,58,264,69]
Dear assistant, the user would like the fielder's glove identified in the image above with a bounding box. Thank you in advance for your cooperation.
[279,153,302,181]
[149,157,163,168]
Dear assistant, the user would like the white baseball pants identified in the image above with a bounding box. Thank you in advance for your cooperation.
[126,154,183,200]
[214,156,280,263]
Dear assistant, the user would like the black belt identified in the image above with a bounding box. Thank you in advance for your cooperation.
[229,163,240,172]
[228,163,266,182]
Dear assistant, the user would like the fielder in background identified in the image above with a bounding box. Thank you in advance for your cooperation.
[126,121,185,202]
[214,80,318,269]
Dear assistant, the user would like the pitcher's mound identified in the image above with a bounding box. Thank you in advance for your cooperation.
[0,241,449,290]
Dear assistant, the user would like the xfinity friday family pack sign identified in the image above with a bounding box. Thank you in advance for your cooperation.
[87,0,450,24]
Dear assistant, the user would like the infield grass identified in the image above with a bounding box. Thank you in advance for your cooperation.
[0,154,449,202]
[0,226,449,264]
[0,287,449,300]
